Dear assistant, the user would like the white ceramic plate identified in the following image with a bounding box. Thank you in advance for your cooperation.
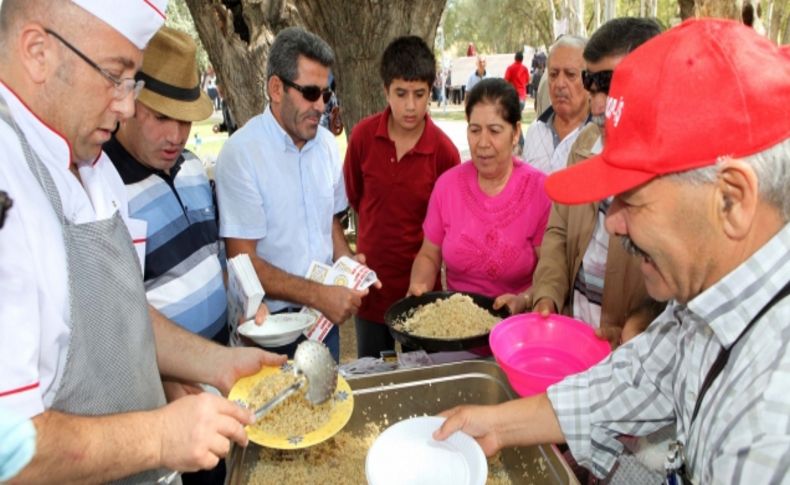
[238,313,316,347]
[365,416,487,485]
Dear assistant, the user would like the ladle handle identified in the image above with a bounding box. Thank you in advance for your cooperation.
[254,379,304,421]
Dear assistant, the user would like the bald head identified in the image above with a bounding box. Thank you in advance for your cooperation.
[0,0,149,163]
[0,0,85,57]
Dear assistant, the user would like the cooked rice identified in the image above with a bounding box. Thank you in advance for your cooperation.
[487,452,515,485]
[246,422,514,484]
[395,293,501,339]
[247,370,333,437]
[247,422,380,484]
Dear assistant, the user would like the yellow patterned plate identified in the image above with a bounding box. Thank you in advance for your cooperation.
[229,362,354,449]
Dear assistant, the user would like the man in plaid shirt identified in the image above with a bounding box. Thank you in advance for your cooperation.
[435,19,790,484]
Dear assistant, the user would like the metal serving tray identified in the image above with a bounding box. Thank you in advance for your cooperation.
[226,360,578,484]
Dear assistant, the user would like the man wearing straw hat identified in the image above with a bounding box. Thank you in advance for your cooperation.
[0,2,283,482]
[106,27,244,484]
[106,27,233,348]
[435,19,790,484]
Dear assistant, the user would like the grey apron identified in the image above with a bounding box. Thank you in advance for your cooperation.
[0,94,175,484]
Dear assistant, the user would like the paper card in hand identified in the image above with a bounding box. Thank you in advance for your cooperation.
[227,253,265,346]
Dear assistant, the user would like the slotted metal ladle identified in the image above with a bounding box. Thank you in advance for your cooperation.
[253,339,338,420]
[156,341,337,484]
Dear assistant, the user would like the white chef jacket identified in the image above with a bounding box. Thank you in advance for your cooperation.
[0,82,143,418]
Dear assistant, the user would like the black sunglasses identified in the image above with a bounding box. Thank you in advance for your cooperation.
[582,70,613,94]
[280,77,333,103]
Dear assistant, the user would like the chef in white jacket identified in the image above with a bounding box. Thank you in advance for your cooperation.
[0,1,284,483]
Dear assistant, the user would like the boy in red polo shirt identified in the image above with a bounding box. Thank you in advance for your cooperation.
[344,36,461,358]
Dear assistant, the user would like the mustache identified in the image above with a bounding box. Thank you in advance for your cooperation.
[621,236,649,259]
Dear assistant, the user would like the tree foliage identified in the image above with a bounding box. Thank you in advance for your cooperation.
[297,0,447,132]
[165,0,209,72]
[441,0,527,55]
[442,0,555,55]
[171,0,790,130]
[439,0,790,54]
[184,0,299,127]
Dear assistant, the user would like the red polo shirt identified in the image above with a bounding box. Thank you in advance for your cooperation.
[344,107,460,323]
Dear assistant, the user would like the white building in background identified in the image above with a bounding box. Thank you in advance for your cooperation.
[446,50,535,98]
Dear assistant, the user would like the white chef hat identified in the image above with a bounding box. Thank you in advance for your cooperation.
[70,0,168,49]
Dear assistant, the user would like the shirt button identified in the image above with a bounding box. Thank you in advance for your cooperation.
[390,157,395,162]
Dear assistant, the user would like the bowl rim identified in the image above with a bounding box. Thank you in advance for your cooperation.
[238,313,315,339]
[489,312,611,380]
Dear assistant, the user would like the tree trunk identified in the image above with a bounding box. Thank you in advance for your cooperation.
[570,0,585,36]
[548,0,559,39]
[697,0,740,18]
[764,0,790,43]
[185,0,300,128]
[678,0,741,20]
[186,0,447,134]
[603,0,616,22]
[593,0,601,30]
[679,0,696,19]
[296,0,448,132]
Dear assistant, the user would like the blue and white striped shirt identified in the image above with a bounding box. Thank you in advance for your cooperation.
[548,222,790,483]
[106,138,227,339]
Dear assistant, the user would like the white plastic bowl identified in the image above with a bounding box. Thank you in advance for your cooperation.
[237,313,316,347]
[366,416,487,485]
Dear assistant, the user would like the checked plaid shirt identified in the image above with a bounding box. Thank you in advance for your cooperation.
[547,223,790,484]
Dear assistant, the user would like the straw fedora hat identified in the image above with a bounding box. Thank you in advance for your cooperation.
[136,26,213,122]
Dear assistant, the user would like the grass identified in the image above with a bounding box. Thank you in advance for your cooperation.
[185,112,350,161]
[185,114,228,161]
[430,104,537,125]
[186,106,536,162]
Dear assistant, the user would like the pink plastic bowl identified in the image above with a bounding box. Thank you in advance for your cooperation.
[489,313,612,397]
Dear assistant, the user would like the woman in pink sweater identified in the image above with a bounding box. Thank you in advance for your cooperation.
[409,78,551,300]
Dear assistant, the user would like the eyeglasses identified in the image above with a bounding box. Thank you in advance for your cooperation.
[44,28,144,101]
[280,77,333,103]
[582,70,613,94]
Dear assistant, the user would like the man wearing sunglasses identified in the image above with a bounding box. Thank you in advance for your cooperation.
[217,27,369,362]
[438,19,790,485]
[516,17,664,338]
[497,16,668,483]
[537,17,669,483]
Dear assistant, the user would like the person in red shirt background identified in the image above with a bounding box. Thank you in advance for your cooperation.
[504,51,530,153]
[344,36,461,358]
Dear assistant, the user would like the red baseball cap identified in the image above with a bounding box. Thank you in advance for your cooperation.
[545,18,790,205]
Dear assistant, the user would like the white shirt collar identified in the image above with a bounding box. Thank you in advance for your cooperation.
[0,82,73,171]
